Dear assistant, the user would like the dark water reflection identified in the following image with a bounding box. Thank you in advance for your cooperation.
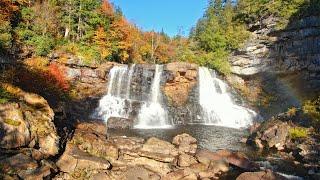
[108,124,251,152]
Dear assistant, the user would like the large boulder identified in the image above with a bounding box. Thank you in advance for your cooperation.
[72,121,119,162]
[247,119,290,150]
[172,133,197,154]
[56,143,111,173]
[215,149,258,171]
[0,84,59,157]
[236,170,288,180]
[118,137,179,164]
[141,137,179,157]
[196,149,257,171]
[75,120,107,136]
[121,155,172,175]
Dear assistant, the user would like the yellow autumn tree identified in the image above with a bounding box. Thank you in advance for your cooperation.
[94,27,112,62]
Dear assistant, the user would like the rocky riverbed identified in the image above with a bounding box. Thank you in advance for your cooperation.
[0,115,286,180]
[0,86,319,179]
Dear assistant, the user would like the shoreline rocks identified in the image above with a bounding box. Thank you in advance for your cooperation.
[52,121,262,179]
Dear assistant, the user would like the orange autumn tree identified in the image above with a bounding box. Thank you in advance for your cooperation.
[99,0,137,63]
[108,16,135,63]
[101,0,114,16]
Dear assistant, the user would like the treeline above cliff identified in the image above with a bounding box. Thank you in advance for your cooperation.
[0,0,192,65]
[0,0,319,75]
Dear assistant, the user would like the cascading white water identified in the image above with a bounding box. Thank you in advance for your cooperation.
[125,64,136,99]
[95,65,134,121]
[95,64,256,129]
[95,64,171,129]
[198,67,256,128]
[135,65,171,129]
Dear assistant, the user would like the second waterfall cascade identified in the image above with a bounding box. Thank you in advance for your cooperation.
[95,64,257,129]
[135,65,171,129]
[198,67,256,128]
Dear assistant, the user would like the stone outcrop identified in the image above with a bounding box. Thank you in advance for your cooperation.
[51,61,117,126]
[163,62,198,107]
[247,119,290,150]
[228,15,320,119]
[163,63,202,124]
[0,84,59,157]
[230,16,320,77]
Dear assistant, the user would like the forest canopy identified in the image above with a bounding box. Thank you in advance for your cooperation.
[1,0,319,74]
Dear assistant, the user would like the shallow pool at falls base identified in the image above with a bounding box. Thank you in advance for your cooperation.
[109,124,250,152]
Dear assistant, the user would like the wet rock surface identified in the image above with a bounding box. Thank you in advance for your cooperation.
[1,114,319,179]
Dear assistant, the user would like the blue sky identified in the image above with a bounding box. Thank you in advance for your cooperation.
[111,0,208,37]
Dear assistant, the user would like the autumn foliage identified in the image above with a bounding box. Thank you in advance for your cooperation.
[101,0,114,16]
[0,62,70,106]
[47,63,70,92]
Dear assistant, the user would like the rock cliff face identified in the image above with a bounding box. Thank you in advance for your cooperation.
[163,63,202,124]
[163,63,198,107]
[229,15,320,118]
[230,16,320,77]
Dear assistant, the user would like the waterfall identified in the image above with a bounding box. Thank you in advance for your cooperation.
[125,64,136,99]
[94,64,257,129]
[135,65,171,129]
[95,64,171,129]
[198,67,256,128]
[95,65,135,121]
